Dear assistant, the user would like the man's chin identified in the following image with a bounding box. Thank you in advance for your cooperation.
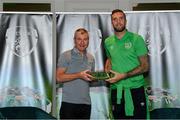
[78,47,86,52]
[114,27,126,32]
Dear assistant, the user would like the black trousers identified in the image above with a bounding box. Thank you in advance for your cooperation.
[60,102,91,119]
[111,86,147,119]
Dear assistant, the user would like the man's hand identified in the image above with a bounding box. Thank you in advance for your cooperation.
[105,70,127,83]
[56,68,94,83]
[79,70,94,81]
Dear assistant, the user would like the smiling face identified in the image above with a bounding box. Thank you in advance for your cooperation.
[74,28,89,53]
[111,11,127,32]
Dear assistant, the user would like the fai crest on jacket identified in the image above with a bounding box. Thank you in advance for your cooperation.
[6,26,38,57]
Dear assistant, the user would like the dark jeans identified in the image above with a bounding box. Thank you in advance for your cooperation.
[60,102,91,119]
[111,86,147,119]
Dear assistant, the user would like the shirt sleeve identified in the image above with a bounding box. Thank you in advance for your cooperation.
[57,52,69,68]
[104,41,111,58]
[134,35,148,56]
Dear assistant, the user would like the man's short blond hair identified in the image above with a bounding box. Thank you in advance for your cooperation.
[74,28,89,39]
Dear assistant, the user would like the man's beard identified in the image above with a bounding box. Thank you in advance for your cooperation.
[114,26,126,32]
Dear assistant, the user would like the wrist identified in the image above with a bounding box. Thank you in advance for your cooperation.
[124,73,128,79]
[77,72,82,79]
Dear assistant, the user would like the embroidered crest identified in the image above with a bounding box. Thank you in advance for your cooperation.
[124,42,132,49]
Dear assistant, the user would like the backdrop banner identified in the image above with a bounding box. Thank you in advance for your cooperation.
[56,11,180,119]
[0,13,53,113]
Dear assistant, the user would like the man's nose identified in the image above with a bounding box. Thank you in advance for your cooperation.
[80,40,85,44]
[117,19,122,23]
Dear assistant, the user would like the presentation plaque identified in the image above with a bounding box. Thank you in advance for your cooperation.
[88,71,114,80]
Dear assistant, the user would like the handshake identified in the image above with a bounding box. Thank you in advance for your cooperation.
[87,71,115,80]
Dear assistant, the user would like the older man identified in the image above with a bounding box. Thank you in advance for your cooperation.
[56,28,95,119]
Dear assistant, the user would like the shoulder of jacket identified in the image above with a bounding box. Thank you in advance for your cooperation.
[105,35,114,44]
[105,35,114,41]
[128,31,142,38]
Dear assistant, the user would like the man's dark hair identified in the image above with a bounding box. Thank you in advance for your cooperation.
[111,9,126,20]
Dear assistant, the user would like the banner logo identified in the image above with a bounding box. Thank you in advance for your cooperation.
[88,28,102,54]
[144,25,170,56]
[6,26,38,57]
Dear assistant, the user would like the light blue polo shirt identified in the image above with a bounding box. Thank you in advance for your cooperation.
[57,48,95,104]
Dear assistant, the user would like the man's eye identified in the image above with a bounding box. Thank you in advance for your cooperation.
[113,18,117,21]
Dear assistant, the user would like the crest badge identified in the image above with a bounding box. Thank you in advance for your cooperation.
[6,26,38,58]
[124,42,132,49]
